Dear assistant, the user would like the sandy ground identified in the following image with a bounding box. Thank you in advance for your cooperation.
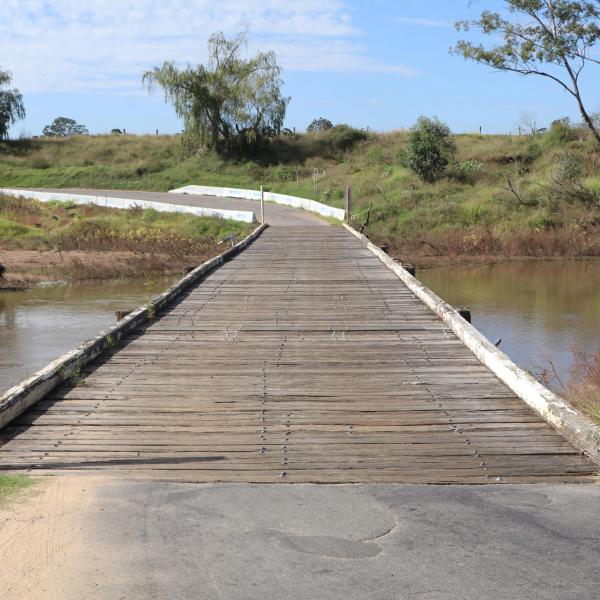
[0,477,97,599]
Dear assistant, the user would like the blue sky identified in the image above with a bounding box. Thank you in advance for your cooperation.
[2,0,599,137]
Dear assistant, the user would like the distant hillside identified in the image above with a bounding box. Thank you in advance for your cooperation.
[1,127,599,261]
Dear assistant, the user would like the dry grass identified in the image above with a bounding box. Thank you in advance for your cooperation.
[567,349,600,424]
[0,194,252,282]
[536,347,600,424]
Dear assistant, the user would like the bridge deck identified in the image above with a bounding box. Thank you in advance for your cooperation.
[0,227,596,483]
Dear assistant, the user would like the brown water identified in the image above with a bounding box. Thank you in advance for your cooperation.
[419,259,600,390]
[0,276,176,394]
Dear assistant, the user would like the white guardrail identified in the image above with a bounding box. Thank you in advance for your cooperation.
[170,185,345,221]
[0,188,256,224]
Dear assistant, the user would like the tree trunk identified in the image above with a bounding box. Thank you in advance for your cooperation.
[576,96,600,145]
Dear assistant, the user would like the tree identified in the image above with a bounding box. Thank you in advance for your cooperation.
[307,117,333,132]
[405,117,456,182]
[0,69,25,139]
[143,32,290,154]
[42,117,89,137]
[454,1,600,144]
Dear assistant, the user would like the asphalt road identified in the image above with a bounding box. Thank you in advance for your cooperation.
[2,480,599,599]
[26,188,329,226]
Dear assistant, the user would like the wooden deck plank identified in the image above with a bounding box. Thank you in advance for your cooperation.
[0,226,596,483]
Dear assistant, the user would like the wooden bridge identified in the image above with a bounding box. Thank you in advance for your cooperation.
[0,223,596,483]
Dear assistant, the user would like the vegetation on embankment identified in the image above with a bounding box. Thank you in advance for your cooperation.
[1,124,600,264]
[0,194,252,286]
[538,348,600,426]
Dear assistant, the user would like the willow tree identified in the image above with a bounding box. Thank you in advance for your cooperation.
[0,69,25,139]
[143,32,289,154]
[453,1,600,144]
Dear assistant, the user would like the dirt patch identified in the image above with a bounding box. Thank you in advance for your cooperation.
[0,476,102,599]
[0,249,206,288]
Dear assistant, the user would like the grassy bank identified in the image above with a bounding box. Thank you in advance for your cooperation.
[0,194,252,285]
[0,475,33,506]
[1,129,599,262]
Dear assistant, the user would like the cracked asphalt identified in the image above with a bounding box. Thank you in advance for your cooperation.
[5,480,598,600]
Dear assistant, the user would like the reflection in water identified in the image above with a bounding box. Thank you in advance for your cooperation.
[419,259,600,390]
[0,276,176,393]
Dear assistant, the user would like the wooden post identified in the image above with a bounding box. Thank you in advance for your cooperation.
[260,186,265,224]
[344,186,352,223]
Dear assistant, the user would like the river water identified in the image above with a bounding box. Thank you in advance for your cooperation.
[0,276,176,394]
[1,261,599,396]
[419,259,600,390]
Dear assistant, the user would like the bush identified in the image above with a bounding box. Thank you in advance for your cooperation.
[554,152,582,181]
[452,160,482,185]
[405,116,456,182]
[545,118,579,146]
[307,118,333,132]
[523,142,543,164]
[325,125,367,153]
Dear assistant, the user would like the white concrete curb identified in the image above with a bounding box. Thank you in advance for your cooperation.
[0,188,256,223]
[170,184,345,221]
[344,223,600,465]
[0,223,268,430]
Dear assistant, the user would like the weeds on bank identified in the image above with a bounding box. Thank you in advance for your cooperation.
[0,195,252,262]
[536,347,600,424]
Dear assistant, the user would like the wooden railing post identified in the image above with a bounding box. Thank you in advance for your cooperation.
[344,186,352,223]
[260,186,265,224]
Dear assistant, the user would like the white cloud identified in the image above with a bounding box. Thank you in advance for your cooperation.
[0,0,414,93]
[394,16,453,28]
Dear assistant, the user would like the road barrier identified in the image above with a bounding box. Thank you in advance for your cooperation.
[0,188,256,223]
[169,184,345,221]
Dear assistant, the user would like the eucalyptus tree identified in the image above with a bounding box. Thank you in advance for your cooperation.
[0,69,25,139]
[143,32,290,154]
[42,117,89,137]
[453,1,600,143]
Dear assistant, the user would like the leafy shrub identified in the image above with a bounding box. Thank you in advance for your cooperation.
[325,125,367,152]
[554,152,581,181]
[545,118,579,146]
[405,116,456,182]
[274,164,298,181]
[452,160,482,184]
[141,208,159,224]
[307,118,333,132]
[523,142,542,164]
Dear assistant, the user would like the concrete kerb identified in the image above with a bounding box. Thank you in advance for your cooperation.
[0,223,269,431]
[169,184,345,221]
[0,188,257,224]
[343,223,600,465]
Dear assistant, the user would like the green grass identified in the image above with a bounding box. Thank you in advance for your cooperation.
[0,194,253,254]
[0,475,34,505]
[1,130,600,258]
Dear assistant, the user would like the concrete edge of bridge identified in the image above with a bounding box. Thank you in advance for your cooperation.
[343,222,600,466]
[0,222,269,432]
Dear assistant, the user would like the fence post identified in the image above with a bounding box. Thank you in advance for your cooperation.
[260,186,265,224]
[344,186,352,223]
